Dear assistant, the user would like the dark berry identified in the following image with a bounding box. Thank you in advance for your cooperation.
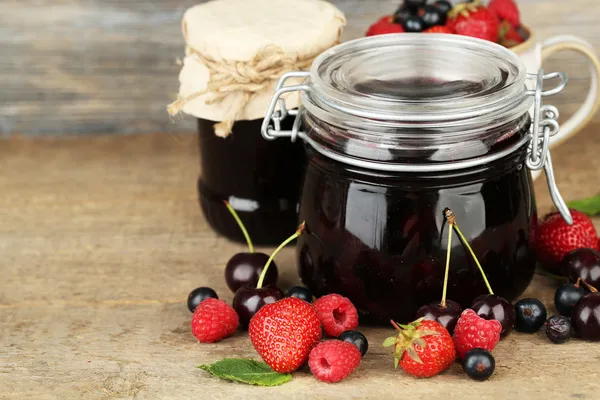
[393,4,413,24]
[472,294,515,337]
[433,0,453,14]
[187,287,218,313]
[338,330,369,357]
[286,286,313,303]
[545,315,572,344]
[421,5,447,28]
[462,348,495,381]
[571,292,600,341]
[401,15,424,32]
[225,253,278,293]
[562,248,600,288]
[404,0,427,12]
[514,298,547,333]
[554,282,587,317]
[415,300,462,334]
[232,285,283,328]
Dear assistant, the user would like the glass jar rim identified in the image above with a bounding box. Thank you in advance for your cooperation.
[302,33,533,128]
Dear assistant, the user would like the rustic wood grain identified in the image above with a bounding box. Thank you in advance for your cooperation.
[0,123,598,399]
[0,0,599,135]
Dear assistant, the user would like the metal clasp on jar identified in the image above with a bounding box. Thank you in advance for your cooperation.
[262,69,574,225]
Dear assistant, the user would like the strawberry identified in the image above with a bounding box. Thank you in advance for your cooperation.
[249,297,322,373]
[488,0,521,28]
[191,298,239,343]
[453,309,502,359]
[424,26,454,34]
[383,319,455,378]
[498,20,524,47]
[447,3,500,43]
[535,209,599,270]
[366,15,405,36]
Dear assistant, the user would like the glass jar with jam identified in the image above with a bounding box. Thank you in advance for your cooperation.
[262,34,572,323]
[169,0,346,245]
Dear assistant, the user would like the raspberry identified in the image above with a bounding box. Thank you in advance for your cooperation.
[453,309,502,359]
[309,340,361,383]
[191,298,239,343]
[314,294,359,337]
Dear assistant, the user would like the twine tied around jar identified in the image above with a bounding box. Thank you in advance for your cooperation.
[167,45,318,137]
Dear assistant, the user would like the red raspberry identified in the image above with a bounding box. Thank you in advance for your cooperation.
[313,294,359,337]
[488,0,521,28]
[366,15,405,36]
[191,298,239,343]
[453,309,501,359]
[309,340,361,383]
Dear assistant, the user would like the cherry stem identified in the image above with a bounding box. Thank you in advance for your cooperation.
[580,279,598,293]
[575,278,582,288]
[440,223,453,309]
[390,320,402,332]
[444,208,494,295]
[256,222,305,289]
[224,200,254,253]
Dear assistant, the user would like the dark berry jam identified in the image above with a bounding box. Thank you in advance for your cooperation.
[197,118,305,245]
[296,119,537,324]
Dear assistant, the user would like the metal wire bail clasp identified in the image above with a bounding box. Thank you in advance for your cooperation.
[261,71,311,142]
[526,70,572,225]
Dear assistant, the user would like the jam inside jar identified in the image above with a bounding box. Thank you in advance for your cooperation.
[197,118,305,245]
[262,34,571,323]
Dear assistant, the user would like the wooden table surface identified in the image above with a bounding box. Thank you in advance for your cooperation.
[1,123,599,399]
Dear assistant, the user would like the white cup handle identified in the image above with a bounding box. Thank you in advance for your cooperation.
[541,35,600,148]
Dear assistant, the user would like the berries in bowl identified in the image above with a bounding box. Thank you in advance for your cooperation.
[366,0,527,49]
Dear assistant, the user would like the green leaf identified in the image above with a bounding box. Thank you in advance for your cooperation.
[197,358,292,386]
[568,194,600,216]
[383,336,397,347]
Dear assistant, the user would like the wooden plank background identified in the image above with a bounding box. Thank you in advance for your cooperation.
[0,0,598,135]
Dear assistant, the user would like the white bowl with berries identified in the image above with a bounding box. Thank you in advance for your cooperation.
[366,0,600,180]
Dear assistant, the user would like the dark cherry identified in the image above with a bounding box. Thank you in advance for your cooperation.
[433,0,453,14]
[415,300,462,334]
[554,282,587,317]
[232,285,283,328]
[286,286,313,303]
[421,5,447,28]
[472,294,515,337]
[338,330,369,357]
[545,315,572,344]
[514,298,547,333]
[404,0,427,12]
[571,292,600,341]
[563,248,600,289]
[401,15,425,32]
[187,287,218,313]
[225,253,278,293]
[462,348,495,381]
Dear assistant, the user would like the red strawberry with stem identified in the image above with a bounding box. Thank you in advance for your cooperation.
[447,0,500,43]
[249,297,322,373]
[535,209,599,272]
[383,319,455,378]
[366,15,405,36]
[488,0,521,28]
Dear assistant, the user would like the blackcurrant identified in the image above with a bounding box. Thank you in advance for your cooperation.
[514,298,547,333]
[338,330,369,357]
[286,286,313,303]
[433,0,453,14]
[462,348,495,381]
[404,0,427,12]
[187,287,218,313]
[554,282,587,317]
[421,5,447,28]
[545,315,572,344]
[401,15,425,33]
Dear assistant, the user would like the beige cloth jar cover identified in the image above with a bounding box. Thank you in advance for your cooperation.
[168,0,346,137]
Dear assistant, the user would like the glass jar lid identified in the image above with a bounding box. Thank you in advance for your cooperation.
[302,34,532,127]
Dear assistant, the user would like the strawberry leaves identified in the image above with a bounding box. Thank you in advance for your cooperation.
[384,319,442,367]
[198,358,292,386]
[568,195,600,216]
